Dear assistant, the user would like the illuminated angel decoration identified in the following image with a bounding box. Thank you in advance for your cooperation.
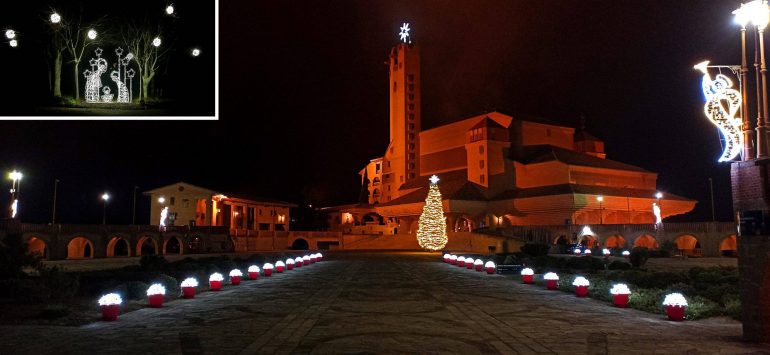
[160,206,168,229]
[694,61,744,162]
[652,203,662,225]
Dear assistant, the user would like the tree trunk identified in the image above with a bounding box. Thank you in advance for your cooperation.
[73,61,80,101]
[53,51,62,98]
[142,76,150,101]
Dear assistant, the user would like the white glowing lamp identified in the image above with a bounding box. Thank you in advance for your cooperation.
[50,13,61,24]
[465,257,475,264]
[484,261,495,268]
[276,260,286,268]
[5,29,15,39]
[303,255,311,262]
[544,272,559,280]
[610,283,631,295]
[457,256,466,263]
[9,170,22,181]
[158,197,166,203]
[443,253,451,259]
[622,250,630,256]
[264,263,274,270]
[9,40,17,48]
[294,257,302,263]
[573,248,581,255]
[192,48,200,57]
[572,276,590,287]
[602,248,611,256]
[166,5,175,15]
[146,283,166,296]
[98,293,122,306]
[521,268,534,276]
[450,255,457,261]
[474,259,483,266]
[87,29,97,40]
[584,249,592,255]
[209,272,224,282]
[181,278,198,288]
[750,0,770,30]
[229,269,243,277]
[285,258,294,265]
[735,3,753,28]
[248,265,260,273]
[153,37,162,47]
[663,293,688,307]
[102,193,110,201]
[316,252,323,259]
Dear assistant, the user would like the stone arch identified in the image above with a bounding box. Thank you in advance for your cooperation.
[163,236,183,255]
[67,236,94,259]
[633,234,659,249]
[604,235,626,248]
[107,236,131,257]
[579,235,597,249]
[363,212,384,225]
[552,235,569,245]
[454,216,473,232]
[291,238,309,250]
[674,234,701,257]
[372,177,380,184]
[27,236,47,259]
[136,236,158,256]
[719,234,737,257]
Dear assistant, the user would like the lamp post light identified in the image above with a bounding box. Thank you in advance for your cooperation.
[596,196,604,224]
[52,179,59,224]
[132,185,138,225]
[8,170,22,219]
[734,3,755,159]
[101,193,110,225]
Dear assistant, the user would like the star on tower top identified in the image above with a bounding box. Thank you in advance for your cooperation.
[399,22,411,43]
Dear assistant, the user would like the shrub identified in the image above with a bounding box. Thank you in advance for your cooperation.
[724,294,742,320]
[124,281,150,300]
[587,277,613,302]
[0,233,42,279]
[629,247,649,268]
[686,296,722,320]
[607,260,631,270]
[152,274,180,299]
[140,255,167,271]
[565,256,604,272]
[0,278,51,303]
[521,243,550,257]
[502,255,519,265]
[42,267,79,301]
[628,288,665,314]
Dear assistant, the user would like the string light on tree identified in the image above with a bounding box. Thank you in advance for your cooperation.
[694,60,744,162]
[399,22,411,43]
[415,175,448,251]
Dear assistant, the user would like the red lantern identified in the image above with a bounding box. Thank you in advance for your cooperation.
[466,261,474,270]
[148,294,164,307]
[182,287,196,299]
[231,275,241,285]
[546,280,558,290]
[666,305,686,321]
[249,272,259,280]
[613,294,629,308]
[209,280,222,291]
[475,264,483,272]
[101,305,120,321]
[575,285,588,297]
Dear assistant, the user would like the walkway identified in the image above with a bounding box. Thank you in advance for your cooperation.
[0,252,766,354]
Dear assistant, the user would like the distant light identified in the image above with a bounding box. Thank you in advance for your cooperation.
[158,197,166,203]
[5,29,15,39]
[191,48,200,57]
[610,284,631,295]
[9,39,17,48]
[152,37,161,47]
[166,5,175,15]
[87,29,97,40]
[580,226,594,236]
[50,13,61,24]
[655,192,663,199]
[596,195,603,202]
[102,193,110,201]
[9,170,22,181]
[602,248,611,256]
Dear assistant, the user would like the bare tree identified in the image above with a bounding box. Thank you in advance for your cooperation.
[60,10,102,101]
[45,8,66,98]
[122,23,170,102]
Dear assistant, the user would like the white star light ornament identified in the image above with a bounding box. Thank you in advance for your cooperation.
[399,22,411,43]
[429,175,439,184]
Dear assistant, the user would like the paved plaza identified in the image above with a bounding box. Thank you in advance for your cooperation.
[1,252,768,354]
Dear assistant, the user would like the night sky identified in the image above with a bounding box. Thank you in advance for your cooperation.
[0,0,753,225]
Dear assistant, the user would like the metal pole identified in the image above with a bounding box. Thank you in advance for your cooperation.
[52,179,59,224]
[132,185,138,225]
[103,200,107,225]
[760,26,770,158]
[741,27,755,160]
[599,200,603,224]
[756,27,767,158]
[709,177,716,222]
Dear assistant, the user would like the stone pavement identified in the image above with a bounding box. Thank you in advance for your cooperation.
[1,252,768,354]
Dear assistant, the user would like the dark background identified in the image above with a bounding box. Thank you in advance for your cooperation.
[0,0,752,225]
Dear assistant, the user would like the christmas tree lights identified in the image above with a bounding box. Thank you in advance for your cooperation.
[415,175,448,251]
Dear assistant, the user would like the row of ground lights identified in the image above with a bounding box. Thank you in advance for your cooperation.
[98,253,323,321]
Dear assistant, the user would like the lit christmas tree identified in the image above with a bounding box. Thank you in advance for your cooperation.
[416,175,448,250]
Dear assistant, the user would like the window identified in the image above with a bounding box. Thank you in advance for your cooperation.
[470,128,483,142]
[408,104,415,111]
[170,197,176,206]
[408,153,415,159]
[409,173,415,179]
[480,175,485,183]
[409,123,415,131]
[408,74,414,82]
[479,160,485,169]
[182,199,189,208]
[247,207,255,229]
[376,163,381,171]
[408,84,414,92]
[259,209,262,216]
[479,145,485,154]
[408,114,415,121]
[408,94,414,101]
[408,133,415,140]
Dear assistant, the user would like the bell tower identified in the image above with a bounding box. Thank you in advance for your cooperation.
[382,23,421,202]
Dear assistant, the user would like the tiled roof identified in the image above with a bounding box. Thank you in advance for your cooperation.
[517,145,650,173]
[468,116,506,130]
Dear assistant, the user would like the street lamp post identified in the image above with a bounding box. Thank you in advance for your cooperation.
[102,193,110,225]
[596,196,604,224]
[8,170,22,219]
[132,185,138,225]
[735,3,756,160]
[52,179,59,224]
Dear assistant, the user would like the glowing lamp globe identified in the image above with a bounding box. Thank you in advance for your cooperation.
[295,256,304,267]
[9,40,17,48]
[663,293,688,321]
[584,249,592,255]
[610,283,631,307]
[471,258,482,271]
[450,255,458,265]
[285,258,295,270]
[146,283,166,307]
[316,252,323,261]
[181,277,198,298]
[275,260,286,273]
[544,272,559,290]
[443,253,451,263]
[602,248,611,256]
[303,255,312,264]
[209,272,224,291]
[521,267,534,283]
[457,256,466,267]
[465,257,475,269]
[98,293,122,321]
[248,265,260,279]
[153,37,162,47]
[573,248,581,255]
[5,29,15,39]
[484,261,496,274]
[622,250,630,259]
[263,263,274,277]
[192,48,201,57]
[572,276,590,297]
[87,29,97,40]
[166,5,175,15]
[229,269,243,285]
[50,13,61,24]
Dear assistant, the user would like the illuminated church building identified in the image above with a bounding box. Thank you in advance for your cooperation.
[328,34,696,233]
